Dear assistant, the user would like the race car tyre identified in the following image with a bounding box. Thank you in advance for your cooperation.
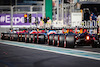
[28,34,34,43]
[92,42,98,48]
[97,35,100,48]
[98,44,100,48]
[37,34,45,44]
[4,33,8,40]
[6,33,10,40]
[10,33,18,41]
[58,34,65,47]
[53,34,58,46]
[25,38,29,43]
[25,38,30,43]
[25,34,30,43]
[48,34,54,45]
[7,33,10,40]
[10,33,13,41]
[1,33,4,40]
[2,33,10,40]
[66,35,75,48]
[17,34,21,42]
[21,34,25,42]
[33,34,37,43]
[18,34,25,42]
[17,38,20,42]
[48,40,52,45]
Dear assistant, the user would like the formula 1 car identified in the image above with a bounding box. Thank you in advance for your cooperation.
[48,28,100,48]
[1,32,10,40]
[75,32,99,48]
[48,28,74,47]
[1,29,17,40]
[25,29,47,44]
[10,33,18,41]
[17,29,28,42]
[48,31,76,48]
[25,30,37,43]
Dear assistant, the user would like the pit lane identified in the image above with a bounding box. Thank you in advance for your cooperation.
[0,40,100,67]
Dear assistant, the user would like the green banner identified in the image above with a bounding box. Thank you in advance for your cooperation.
[45,0,52,20]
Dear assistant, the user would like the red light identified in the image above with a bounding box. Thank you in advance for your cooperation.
[86,36,90,40]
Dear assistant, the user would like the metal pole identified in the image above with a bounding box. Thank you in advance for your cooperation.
[62,0,64,25]
[11,6,13,29]
[15,0,17,6]
[10,0,12,6]
[65,7,67,25]
[36,12,38,28]
[66,5,68,26]
[43,0,45,18]
[57,0,59,23]
[15,0,17,13]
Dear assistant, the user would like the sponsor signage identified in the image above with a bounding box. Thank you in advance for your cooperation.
[0,13,42,26]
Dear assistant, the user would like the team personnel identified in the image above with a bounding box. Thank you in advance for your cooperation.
[39,17,44,28]
[43,16,47,27]
[47,17,51,27]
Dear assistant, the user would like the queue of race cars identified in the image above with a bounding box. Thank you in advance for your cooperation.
[1,27,100,48]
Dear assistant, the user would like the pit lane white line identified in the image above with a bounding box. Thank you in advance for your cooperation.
[0,40,100,61]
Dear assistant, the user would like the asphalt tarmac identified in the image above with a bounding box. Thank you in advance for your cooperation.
[0,42,100,67]
[75,46,100,53]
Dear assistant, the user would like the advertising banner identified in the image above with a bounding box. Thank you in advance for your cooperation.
[0,13,42,26]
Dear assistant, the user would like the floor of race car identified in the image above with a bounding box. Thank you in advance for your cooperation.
[0,40,100,67]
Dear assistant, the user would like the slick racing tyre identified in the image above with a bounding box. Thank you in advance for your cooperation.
[98,35,100,48]
[37,34,46,44]
[58,34,65,47]
[25,34,32,43]
[92,42,98,48]
[17,33,21,42]
[1,33,4,40]
[66,35,75,48]
[48,34,54,45]
[33,34,37,43]
[10,33,18,41]
[53,34,58,46]
[5,33,10,40]
[21,34,25,42]
[25,34,29,43]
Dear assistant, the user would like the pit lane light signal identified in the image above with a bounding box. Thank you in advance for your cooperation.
[29,14,31,23]
[24,14,27,23]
